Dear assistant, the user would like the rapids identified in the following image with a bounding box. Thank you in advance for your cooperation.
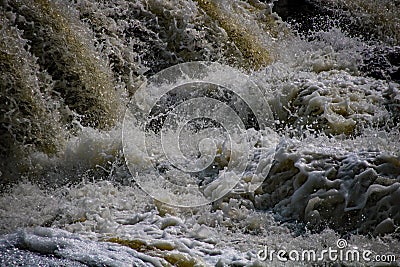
[1,0,399,266]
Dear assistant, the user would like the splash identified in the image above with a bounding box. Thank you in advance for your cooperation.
[1,0,400,265]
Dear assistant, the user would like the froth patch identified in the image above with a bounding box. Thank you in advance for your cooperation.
[257,137,400,234]
[268,70,391,135]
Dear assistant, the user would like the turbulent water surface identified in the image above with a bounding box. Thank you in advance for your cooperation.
[1,0,399,266]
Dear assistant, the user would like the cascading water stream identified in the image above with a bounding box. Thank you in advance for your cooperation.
[0,0,399,266]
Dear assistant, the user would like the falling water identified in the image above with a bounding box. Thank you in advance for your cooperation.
[0,0,399,266]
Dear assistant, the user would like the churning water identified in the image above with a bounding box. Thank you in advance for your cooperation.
[0,0,399,266]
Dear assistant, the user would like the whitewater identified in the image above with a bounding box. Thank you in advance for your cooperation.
[0,0,399,266]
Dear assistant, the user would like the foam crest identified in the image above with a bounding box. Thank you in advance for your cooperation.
[257,134,400,234]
